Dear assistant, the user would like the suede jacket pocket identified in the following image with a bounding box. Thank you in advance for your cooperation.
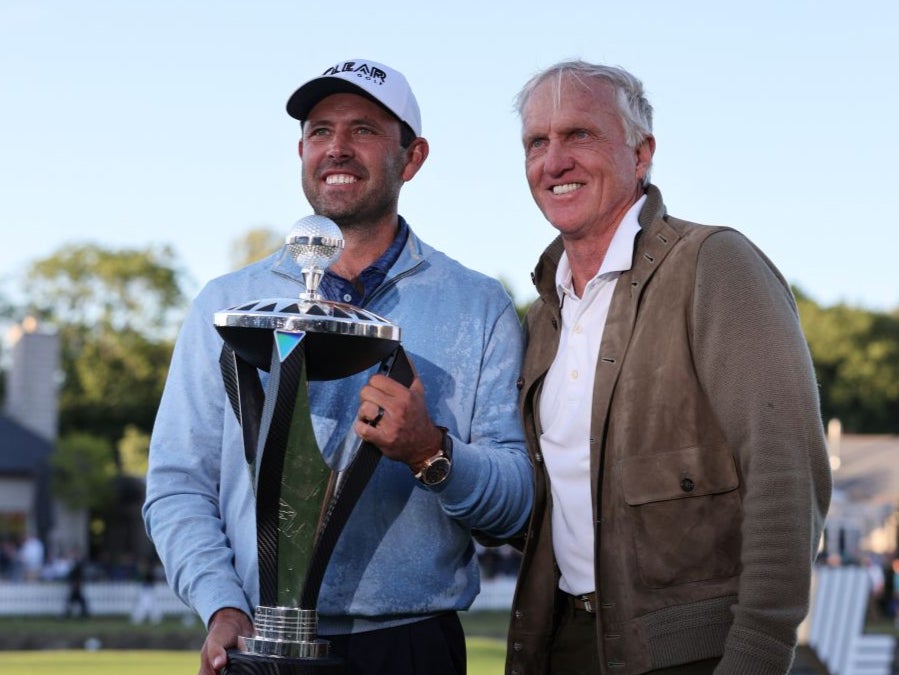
[621,445,742,589]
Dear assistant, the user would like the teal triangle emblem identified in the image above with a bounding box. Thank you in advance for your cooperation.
[275,330,306,362]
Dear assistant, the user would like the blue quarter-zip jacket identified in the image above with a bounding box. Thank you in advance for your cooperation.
[143,222,532,635]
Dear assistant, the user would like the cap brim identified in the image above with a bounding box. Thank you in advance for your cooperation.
[286,78,375,121]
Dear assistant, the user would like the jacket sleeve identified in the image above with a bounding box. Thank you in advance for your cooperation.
[692,230,832,673]
[142,290,255,627]
[431,296,534,540]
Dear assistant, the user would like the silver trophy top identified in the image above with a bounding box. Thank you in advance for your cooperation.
[213,214,401,378]
[286,215,345,301]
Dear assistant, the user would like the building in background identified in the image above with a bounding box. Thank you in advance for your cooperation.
[823,419,899,562]
[0,318,87,566]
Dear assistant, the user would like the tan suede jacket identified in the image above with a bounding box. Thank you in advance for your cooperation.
[506,186,832,675]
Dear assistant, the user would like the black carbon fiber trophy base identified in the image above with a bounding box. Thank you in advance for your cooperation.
[223,649,345,674]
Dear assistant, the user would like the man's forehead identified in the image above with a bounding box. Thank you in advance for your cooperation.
[306,91,401,125]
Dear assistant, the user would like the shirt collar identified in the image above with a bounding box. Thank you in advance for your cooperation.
[318,217,410,306]
[556,194,647,300]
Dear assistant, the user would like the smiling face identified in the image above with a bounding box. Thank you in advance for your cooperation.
[299,92,425,232]
[521,75,653,242]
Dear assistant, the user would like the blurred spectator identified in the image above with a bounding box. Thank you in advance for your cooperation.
[891,558,899,628]
[878,555,894,619]
[860,553,885,621]
[64,553,90,619]
[18,534,44,581]
[130,560,162,624]
[0,538,17,578]
[477,543,521,579]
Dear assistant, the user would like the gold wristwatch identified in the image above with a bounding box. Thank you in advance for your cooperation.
[414,427,453,487]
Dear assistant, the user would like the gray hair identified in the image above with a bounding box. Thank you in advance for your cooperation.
[515,60,654,184]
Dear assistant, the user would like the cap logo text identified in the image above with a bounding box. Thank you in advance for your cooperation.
[323,61,387,86]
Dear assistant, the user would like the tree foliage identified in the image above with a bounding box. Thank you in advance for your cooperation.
[229,227,283,270]
[794,287,899,433]
[22,243,187,443]
[118,424,151,478]
[25,243,185,340]
[51,432,116,511]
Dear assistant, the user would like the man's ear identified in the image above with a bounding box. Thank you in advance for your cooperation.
[401,138,429,182]
[298,138,304,160]
[635,135,655,183]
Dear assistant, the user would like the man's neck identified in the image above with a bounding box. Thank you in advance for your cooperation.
[561,194,643,297]
[329,218,399,282]
[563,226,617,298]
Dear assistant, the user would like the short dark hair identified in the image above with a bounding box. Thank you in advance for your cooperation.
[399,122,416,149]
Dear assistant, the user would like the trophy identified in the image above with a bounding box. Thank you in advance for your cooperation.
[214,215,413,674]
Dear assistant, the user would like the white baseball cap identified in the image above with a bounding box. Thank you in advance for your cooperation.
[286,58,422,137]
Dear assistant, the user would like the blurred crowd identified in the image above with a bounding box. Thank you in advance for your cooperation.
[2,534,519,584]
[475,543,522,579]
[818,548,899,627]
[0,534,163,585]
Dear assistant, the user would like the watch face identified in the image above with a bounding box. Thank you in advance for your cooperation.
[423,457,452,485]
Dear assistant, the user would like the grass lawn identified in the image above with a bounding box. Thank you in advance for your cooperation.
[0,611,512,674]
[0,638,506,674]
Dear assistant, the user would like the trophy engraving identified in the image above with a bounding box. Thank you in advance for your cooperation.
[214,215,412,674]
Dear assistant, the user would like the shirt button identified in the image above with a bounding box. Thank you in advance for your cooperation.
[681,478,695,492]
[574,324,583,334]
[343,294,353,302]
[570,370,578,379]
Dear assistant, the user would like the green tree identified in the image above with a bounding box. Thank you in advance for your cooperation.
[25,243,185,340]
[230,226,283,270]
[50,432,116,511]
[118,424,151,478]
[22,243,187,443]
[795,288,899,433]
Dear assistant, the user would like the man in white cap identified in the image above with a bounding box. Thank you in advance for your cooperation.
[144,58,532,675]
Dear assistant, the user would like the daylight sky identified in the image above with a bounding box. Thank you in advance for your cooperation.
[2,0,897,316]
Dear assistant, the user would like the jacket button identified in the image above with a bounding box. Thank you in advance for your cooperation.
[534,452,543,463]
[513,642,523,652]
[514,610,523,619]
[680,478,695,492]
[516,376,524,390]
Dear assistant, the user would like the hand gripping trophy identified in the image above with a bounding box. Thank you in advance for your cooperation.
[213,215,413,674]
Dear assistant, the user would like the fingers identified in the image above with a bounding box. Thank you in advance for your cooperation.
[368,405,385,427]
[359,400,385,427]
[356,375,413,432]
[200,608,253,675]
[355,374,440,464]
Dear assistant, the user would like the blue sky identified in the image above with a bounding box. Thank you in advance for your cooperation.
[1,0,897,313]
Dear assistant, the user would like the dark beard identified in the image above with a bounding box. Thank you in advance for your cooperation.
[302,155,406,232]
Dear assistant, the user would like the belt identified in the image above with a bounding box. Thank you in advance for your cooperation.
[567,591,597,613]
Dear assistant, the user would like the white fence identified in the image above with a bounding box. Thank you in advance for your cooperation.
[0,581,193,618]
[803,565,896,675]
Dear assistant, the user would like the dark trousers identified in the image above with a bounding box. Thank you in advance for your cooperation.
[548,595,601,674]
[325,612,466,675]
[549,594,720,674]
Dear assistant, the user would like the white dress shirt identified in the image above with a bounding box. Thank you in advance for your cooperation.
[538,195,645,595]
